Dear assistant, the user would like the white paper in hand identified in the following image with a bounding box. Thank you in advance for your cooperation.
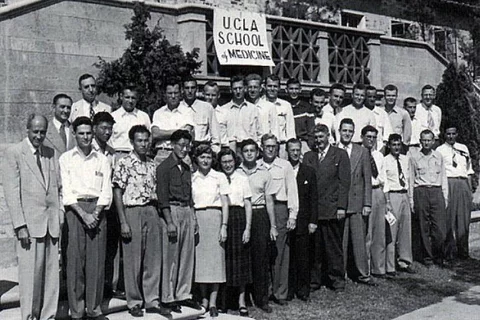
[385,210,397,227]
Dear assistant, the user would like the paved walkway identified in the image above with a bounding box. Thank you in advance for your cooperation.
[393,286,480,320]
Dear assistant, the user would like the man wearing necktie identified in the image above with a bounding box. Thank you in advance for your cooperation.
[3,114,62,320]
[382,134,415,275]
[408,129,448,267]
[69,74,111,123]
[437,125,474,261]
[416,85,442,148]
[361,125,388,278]
[337,119,375,286]
[44,94,76,155]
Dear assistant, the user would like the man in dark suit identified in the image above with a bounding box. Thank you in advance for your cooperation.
[304,124,350,291]
[286,138,318,301]
[3,114,62,320]
[43,93,76,154]
[337,118,375,286]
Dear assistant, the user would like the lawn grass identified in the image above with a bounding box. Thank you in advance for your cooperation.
[238,223,480,320]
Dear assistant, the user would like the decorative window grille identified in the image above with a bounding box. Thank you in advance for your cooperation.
[270,23,321,82]
[328,31,370,85]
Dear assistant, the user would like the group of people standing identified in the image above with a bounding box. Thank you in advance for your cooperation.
[2,71,474,320]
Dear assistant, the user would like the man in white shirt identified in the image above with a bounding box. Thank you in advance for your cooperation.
[311,89,335,144]
[44,93,76,154]
[59,116,112,320]
[151,79,195,164]
[218,75,261,153]
[403,97,422,151]
[69,74,111,122]
[365,86,393,153]
[334,84,376,143]
[416,85,442,148]
[384,84,412,150]
[110,86,151,155]
[178,77,221,153]
[437,125,474,261]
[246,73,277,138]
[261,74,295,159]
[323,83,346,116]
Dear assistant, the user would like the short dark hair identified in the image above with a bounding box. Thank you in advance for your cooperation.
[239,139,258,151]
[182,76,197,87]
[128,125,150,140]
[286,138,302,151]
[329,83,346,94]
[403,97,417,106]
[366,85,376,92]
[72,116,92,132]
[93,112,115,126]
[78,74,95,87]
[384,84,398,93]
[339,118,355,130]
[26,113,48,129]
[313,124,330,134]
[421,84,435,93]
[194,143,213,162]
[218,148,240,170]
[353,83,366,92]
[170,129,192,143]
[420,129,434,139]
[203,81,219,90]
[53,93,73,105]
[361,125,378,136]
[310,88,326,100]
[230,75,245,87]
[388,133,403,144]
[122,85,138,95]
[286,77,300,87]
[264,74,280,85]
[164,77,182,89]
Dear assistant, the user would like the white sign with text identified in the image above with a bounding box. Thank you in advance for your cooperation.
[213,8,275,66]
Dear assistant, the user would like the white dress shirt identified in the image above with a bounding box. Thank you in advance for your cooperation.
[253,99,278,137]
[415,103,442,138]
[371,149,385,188]
[69,99,111,123]
[437,142,474,178]
[192,169,230,209]
[59,147,112,207]
[226,171,253,207]
[152,105,195,149]
[110,107,151,152]
[334,105,376,143]
[372,106,393,150]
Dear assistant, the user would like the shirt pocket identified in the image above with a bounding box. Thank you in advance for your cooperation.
[94,170,104,191]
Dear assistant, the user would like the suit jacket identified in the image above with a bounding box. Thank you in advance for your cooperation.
[295,163,318,235]
[303,146,350,220]
[346,144,372,213]
[3,138,62,238]
[43,119,75,155]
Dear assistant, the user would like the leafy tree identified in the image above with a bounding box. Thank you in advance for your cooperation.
[436,63,480,190]
[401,0,436,41]
[95,2,202,116]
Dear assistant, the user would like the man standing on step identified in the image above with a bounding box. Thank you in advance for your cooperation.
[3,114,62,320]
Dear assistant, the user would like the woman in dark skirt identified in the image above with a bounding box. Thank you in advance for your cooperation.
[218,149,253,317]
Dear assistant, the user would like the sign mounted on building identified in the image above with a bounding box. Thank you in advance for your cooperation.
[213,8,275,66]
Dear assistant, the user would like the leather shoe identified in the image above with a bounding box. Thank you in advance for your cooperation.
[180,299,202,310]
[386,271,397,278]
[86,316,109,320]
[209,306,219,317]
[146,306,171,316]
[239,306,249,317]
[297,294,309,302]
[357,280,378,287]
[398,265,416,274]
[270,295,288,306]
[310,284,321,292]
[128,305,143,317]
[259,304,273,313]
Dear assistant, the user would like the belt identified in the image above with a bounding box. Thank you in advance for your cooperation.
[252,205,265,210]
[196,206,221,211]
[390,190,407,194]
[170,201,190,207]
[115,150,130,154]
[77,197,98,202]
[125,200,157,208]
[448,177,467,180]
[372,185,381,189]
[416,185,441,189]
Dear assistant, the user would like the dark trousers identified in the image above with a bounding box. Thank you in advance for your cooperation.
[250,208,271,307]
[311,219,345,290]
[445,178,472,260]
[104,208,123,296]
[66,200,106,318]
[288,232,310,298]
[413,187,446,265]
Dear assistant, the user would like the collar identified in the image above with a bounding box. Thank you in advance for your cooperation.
[119,107,138,116]
[239,162,262,175]
[421,102,433,111]
[92,139,115,156]
[72,146,99,160]
[82,98,99,107]
[230,100,247,109]
[319,143,330,155]
[53,117,68,130]
[181,99,198,111]
[386,105,398,114]
[164,152,188,169]
[26,138,39,155]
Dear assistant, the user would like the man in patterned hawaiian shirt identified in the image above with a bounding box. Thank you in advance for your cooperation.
[112,125,170,317]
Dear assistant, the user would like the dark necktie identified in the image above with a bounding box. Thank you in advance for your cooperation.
[90,103,95,120]
[452,152,457,168]
[396,156,406,188]
[370,150,378,178]
[35,149,45,181]
[59,123,67,147]
[318,150,325,162]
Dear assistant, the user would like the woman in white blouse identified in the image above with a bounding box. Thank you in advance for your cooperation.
[218,148,253,317]
[192,144,230,317]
